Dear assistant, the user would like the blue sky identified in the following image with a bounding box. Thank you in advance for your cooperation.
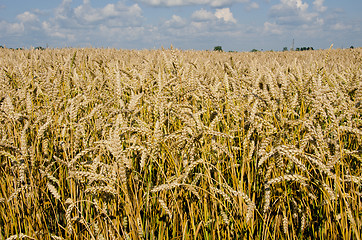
[0,0,361,51]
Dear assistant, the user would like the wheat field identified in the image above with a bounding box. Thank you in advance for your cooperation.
[0,47,361,239]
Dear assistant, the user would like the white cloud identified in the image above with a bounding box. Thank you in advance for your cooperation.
[48,0,143,31]
[73,2,142,26]
[285,0,308,11]
[271,0,308,15]
[191,8,236,23]
[0,11,41,37]
[215,8,236,23]
[331,23,352,31]
[313,0,327,12]
[0,0,360,50]
[164,15,187,28]
[98,25,146,42]
[157,7,239,44]
[263,0,330,36]
[42,21,70,39]
[25,0,146,48]
[0,21,24,35]
[247,2,259,10]
[41,0,145,41]
[269,0,320,26]
[263,21,283,34]
[17,11,38,23]
[192,9,217,21]
[315,18,324,26]
[0,0,152,48]
[136,0,248,7]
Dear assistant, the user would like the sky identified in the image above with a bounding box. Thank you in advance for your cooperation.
[0,0,361,51]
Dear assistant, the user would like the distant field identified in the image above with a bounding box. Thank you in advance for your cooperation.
[0,47,361,239]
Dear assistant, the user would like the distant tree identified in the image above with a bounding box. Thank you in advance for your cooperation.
[0,45,4,49]
[296,47,314,51]
[283,47,288,51]
[35,46,45,50]
[250,49,259,52]
[350,46,354,49]
[214,46,223,52]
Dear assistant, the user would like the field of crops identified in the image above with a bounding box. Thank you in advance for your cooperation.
[0,47,361,239]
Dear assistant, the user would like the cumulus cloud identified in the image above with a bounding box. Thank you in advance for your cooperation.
[136,0,248,7]
[191,8,236,23]
[263,21,283,34]
[164,15,187,28]
[1,0,359,50]
[0,21,24,35]
[270,0,308,16]
[331,22,352,31]
[17,11,39,23]
[158,6,239,44]
[41,20,73,40]
[269,0,319,26]
[282,0,308,11]
[73,1,142,25]
[39,0,145,43]
[247,2,259,10]
[1,11,43,36]
[262,0,331,36]
[11,0,145,47]
[313,0,327,12]
[192,8,216,21]
[215,8,236,23]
